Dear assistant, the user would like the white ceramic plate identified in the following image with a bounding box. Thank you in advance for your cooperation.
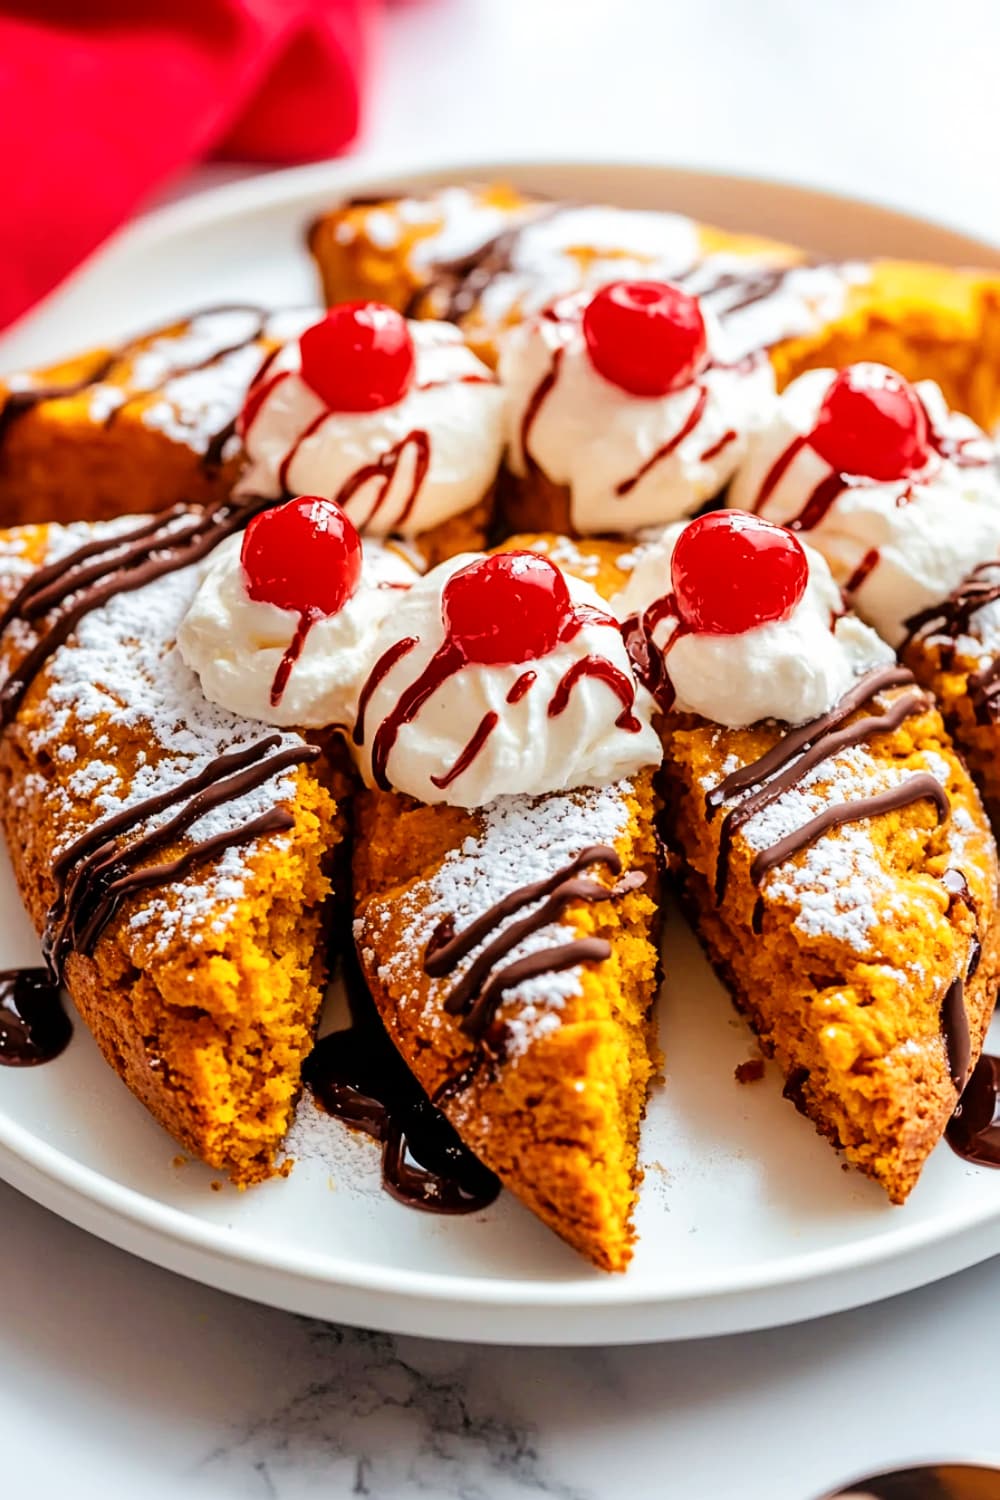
[1,157,999,1347]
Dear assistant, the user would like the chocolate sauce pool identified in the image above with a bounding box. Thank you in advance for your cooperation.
[303,957,500,1215]
[947,1052,1000,1168]
[0,967,71,1066]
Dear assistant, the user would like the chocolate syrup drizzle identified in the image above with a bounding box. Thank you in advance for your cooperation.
[948,1052,1000,1167]
[0,498,278,728]
[0,495,322,1070]
[901,561,1000,725]
[0,968,71,1066]
[0,304,272,465]
[694,664,952,936]
[423,845,643,1041]
[43,736,319,978]
[304,950,500,1213]
[409,203,831,338]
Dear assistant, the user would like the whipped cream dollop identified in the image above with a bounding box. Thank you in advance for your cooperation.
[728,368,1000,646]
[178,532,420,729]
[238,319,506,537]
[352,554,662,806]
[613,524,893,728]
[499,294,777,534]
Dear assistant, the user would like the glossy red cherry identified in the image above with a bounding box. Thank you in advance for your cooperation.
[671,510,809,635]
[582,280,707,397]
[298,303,415,412]
[241,496,363,617]
[809,363,931,481]
[442,551,573,665]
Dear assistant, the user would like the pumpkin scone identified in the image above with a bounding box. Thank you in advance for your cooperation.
[0,499,425,1184]
[177,511,665,1269]
[341,546,663,1272]
[307,183,1000,430]
[0,306,317,528]
[617,512,1000,1202]
[729,361,1000,828]
[0,302,505,566]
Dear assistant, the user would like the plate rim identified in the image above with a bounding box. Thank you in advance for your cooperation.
[2,151,999,1339]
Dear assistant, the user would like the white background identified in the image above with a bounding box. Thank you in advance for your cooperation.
[4,1,1000,1497]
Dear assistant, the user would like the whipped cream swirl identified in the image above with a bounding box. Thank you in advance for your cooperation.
[238,320,506,537]
[178,533,420,729]
[613,524,893,728]
[728,369,1000,646]
[499,294,777,535]
[352,554,662,806]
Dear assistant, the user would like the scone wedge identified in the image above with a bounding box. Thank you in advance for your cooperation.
[0,508,348,1184]
[308,183,1000,429]
[353,775,661,1272]
[349,535,664,1271]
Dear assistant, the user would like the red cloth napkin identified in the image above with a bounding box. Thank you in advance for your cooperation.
[0,0,376,332]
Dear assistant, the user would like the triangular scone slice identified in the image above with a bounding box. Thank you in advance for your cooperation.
[661,686,999,1202]
[353,774,660,1271]
[0,307,319,529]
[0,517,347,1184]
[307,184,1000,431]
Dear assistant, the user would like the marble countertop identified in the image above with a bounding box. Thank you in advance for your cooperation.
[5,2,1000,1496]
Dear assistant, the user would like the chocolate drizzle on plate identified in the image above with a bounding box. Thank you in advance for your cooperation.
[423,845,643,1041]
[0,968,71,1066]
[0,304,272,466]
[947,1052,1000,1167]
[304,952,500,1214]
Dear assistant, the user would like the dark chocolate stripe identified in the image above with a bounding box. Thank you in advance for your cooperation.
[462,938,612,1041]
[941,977,971,1093]
[444,871,644,1022]
[705,664,915,816]
[46,739,318,972]
[0,497,277,727]
[0,303,269,434]
[902,560,1000,650]
[713,688,927,902]
[749,774,949,887]
[425,845,620,975]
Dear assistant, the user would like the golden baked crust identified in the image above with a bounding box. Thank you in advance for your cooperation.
[515,532,1000,1201]
[661,690,999,1202]
[308,183,1000,432]
[0,308,284,528]
[351,530,662,1270]
[903,634,1000,831]
[353,773,661,1272]
[0,310,491,561]
[0,519,348,1184]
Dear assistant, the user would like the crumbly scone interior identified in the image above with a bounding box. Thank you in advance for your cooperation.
[662,692,998,1201]
[0,520,344,1185]
[353,771,661,1272]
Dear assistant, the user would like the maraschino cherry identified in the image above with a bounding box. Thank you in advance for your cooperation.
[442,551,573,665]
[299,302,415,412]
[809,363,931,481]
[582,280,707,397]
[241,495,363,618]
[671,511,808,635]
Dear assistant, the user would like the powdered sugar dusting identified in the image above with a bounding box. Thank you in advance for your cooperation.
[357,782,633,1066]
[709,703,966,952]
[0,517,313,955]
